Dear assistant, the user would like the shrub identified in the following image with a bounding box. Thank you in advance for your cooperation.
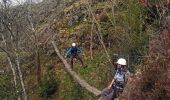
[120,19,170,100]
[39,72,57,97]
[0,75,17,99]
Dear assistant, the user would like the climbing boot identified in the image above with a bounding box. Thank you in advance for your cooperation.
[70,64,73,69]
[96,93,101,97]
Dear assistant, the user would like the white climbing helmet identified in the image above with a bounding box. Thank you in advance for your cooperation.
[72,43,76,47]
[117,58,127,65]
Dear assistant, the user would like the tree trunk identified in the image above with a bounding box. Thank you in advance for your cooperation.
[90,19,94,60]
[111,0,115,17]
[7,57,17,87]
[27,5,41,84]
[7,56,21,100]
[36,48,41,84]
[16,54,27,100]
[86,1,113,65]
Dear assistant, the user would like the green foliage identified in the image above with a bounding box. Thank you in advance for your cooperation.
[69,84,84,100]
[39,72,57,97]
[92,2,111,11]
[0,75,17,99]
[73,50,114,90]
[112,0,149,65]
[64,0,72,3]
[65,82,96,100]
[67,22,90,34]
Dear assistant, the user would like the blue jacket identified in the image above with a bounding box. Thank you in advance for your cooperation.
[65,47,82,57]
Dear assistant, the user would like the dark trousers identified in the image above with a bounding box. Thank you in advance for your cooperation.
[70,55,84,68]
[100,83,124,100]
[100,88,115,100]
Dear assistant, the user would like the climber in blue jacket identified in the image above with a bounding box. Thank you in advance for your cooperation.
[65,43,86,69]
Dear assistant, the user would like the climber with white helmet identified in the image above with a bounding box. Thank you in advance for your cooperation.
[98,58,131,100]
[65,43,86,69]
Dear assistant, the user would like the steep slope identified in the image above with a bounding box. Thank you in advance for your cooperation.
[1,0,163,99]
[26,0,150,99]
[120,16,170,100]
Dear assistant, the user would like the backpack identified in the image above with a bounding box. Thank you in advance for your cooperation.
[70,47,78,55]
